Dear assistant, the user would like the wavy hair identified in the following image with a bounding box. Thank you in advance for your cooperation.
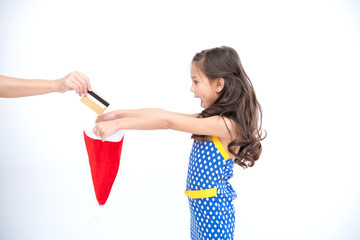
[191,46,266,168]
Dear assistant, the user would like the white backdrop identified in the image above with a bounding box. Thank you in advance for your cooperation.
[1,0,359,239]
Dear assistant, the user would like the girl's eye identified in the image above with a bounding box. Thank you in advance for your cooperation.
[193,80,198,85]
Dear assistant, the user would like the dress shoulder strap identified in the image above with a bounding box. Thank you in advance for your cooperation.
[212,136,231,160]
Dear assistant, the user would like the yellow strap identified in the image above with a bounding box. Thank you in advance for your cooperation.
[185,187,217,199]
[212,136,230,160]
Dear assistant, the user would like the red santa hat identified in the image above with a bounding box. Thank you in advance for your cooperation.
[83,129,124,206]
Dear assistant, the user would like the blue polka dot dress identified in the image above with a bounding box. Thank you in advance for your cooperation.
[185,136,237,240]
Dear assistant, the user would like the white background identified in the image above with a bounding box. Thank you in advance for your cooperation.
[1,0,359,239]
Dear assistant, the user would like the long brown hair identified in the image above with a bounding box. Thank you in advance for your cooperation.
[191,46,266,168]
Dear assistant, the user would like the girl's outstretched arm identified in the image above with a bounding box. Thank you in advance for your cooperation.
[96,108,197,122]
[92,108,232,141]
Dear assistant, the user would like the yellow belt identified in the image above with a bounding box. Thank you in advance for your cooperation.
[184,187,217,199]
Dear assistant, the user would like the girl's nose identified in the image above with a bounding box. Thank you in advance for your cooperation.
[190,84,195,93]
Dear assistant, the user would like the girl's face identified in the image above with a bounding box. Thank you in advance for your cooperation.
[190,63,220,109]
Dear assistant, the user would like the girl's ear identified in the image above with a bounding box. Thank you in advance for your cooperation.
[215,78,225,93]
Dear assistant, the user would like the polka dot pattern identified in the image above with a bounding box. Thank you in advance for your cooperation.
[186,140,237,240]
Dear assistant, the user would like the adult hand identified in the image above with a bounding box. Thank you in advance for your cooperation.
[56,71,92,96]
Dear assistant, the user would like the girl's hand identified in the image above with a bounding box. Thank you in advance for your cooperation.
[92,119,120,142]
[56,71,92,96]
[96,111,120,123]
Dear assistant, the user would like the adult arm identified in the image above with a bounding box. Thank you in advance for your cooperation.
[0,71,91,98]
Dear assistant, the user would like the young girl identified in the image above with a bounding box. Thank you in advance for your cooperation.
[93,46,265,239]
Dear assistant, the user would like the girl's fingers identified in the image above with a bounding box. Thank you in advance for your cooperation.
[96,112,116,123]
[92,125,99,137]
[92,122,117,142]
